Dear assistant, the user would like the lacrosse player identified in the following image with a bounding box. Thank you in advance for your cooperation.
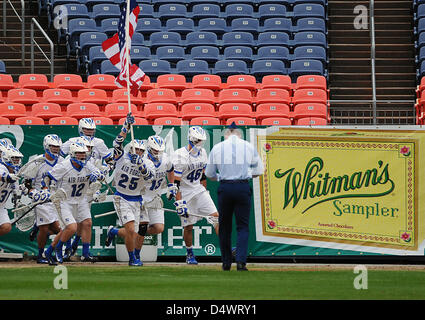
[104,114,155,266]
[171,126,219,265]
[21,134,63,265]
[42,140,104,263]
[0,146,23,240]
[133,135,176,263]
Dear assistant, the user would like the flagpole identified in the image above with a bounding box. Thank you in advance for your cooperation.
[125,0,135,154]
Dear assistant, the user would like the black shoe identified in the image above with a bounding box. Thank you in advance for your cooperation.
[236,262,248,271]
[81,254,98,263]
[222,263,231,271]
[29,224,39,242]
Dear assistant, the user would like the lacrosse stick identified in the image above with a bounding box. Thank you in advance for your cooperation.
[13,209,35,232]
[93,206,176,219]
[17,155,45,179]
[165,206,219,226]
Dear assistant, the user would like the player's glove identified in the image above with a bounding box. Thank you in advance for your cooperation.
[174,200,189,218]
[121,112,135,133]
[89,170,104,183]
[93,190,107,203]
[166,183,178,201]
[29,189,50,202]
[6,173,18,183]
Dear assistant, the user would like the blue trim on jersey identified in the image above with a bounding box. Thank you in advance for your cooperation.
[186,145,200,157]
[174,170,183,174]
[44,156,58,167]
[47,172,57,182]
[102,152,112,161]
[70,159,83,172]
[114,191,143,202]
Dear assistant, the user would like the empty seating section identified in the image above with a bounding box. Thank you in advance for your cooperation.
[50,0,327,82]
[0,73,329,125]
[415,1,425,124]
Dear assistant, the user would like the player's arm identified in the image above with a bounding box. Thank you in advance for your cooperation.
[200,169,207,188]
[112,113,135,162]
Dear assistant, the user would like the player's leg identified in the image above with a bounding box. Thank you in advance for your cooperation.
[0,208,11,236]
[36,225,50,264]
[35,205,58,264]
[54,202,78,263]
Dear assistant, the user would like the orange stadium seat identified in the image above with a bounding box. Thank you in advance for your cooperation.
[295,117,328,126]
[180,88,216,106]
[218,103,253,122]
[87,74,118,91]
[118,117,149,125]
[225,75,258,91]
[111,88,144,106]
[294,75,327,91]
[66,102,101,119]
[32,102,63,119]
[7,88,40,105]
[14,116,45,125]
[146,88,178,105]
[191,74,223,91]
[292,88,328,106]
[144,103,178,121]
[190,117,221,125]
[0,74,15,91]
[77,88,109,105]
[53,74,86,91]
[0,102,27,119]
[139,75,154,92]
[225,117,257,126]
[153,117,182,125]
[18,74,50,91]
[42,88,75,105]
[93,117,114,125]
[156,74,188,91]
[105,103,138,120]
[260,75,293,91]
[261,117,292,126]
[49,116,79,125]
[255,103,290,121]
[181,103,216,121]
[292,103,328,120]
[0,117,11,125]
[255,88,291,106]
[218,88,253,105]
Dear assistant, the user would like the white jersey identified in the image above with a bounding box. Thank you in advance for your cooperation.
[61,136,112,161]
[0,164,16,208]
[47,158,98,204]
[172,146,208,202]
[141,152,173,202]
[113,152,155,201]
[25,154,64,191]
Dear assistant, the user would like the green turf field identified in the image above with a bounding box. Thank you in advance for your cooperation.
[0,264,424,300]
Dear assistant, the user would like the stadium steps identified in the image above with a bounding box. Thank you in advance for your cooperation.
[0,0,72,81]
[328,0,416,124]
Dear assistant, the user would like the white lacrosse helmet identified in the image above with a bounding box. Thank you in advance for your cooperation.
[43,134,62,160]
[2,145,23,172]
[147,135,165,161]
[0,139,11,157]
[78,135,94,158]
[78,118,96,138]
[127,139,145,155]
[69,140,89,167]
[188,126,207,147]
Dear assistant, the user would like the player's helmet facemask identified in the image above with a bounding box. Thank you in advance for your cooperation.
[43,134,63,161]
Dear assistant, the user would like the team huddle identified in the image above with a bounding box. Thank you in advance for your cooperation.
[0,113,219,267]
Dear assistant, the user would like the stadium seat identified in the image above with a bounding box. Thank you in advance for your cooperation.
[225,117,256,126]
[132,33,145,47]
[191,74,223,91]
[189,46,219,64]
[105,103,138,120]
[157,74,188,91]
[180,88,216,105]
[66,102,101,119]
[255,103,290,121]
[251,60,287,79]
[218,103,253,121]
[218,88,252,105]
[181,103,216,120]
[257,32,290,48]
[256,46,290,64]
[18,74,50,91]
[0,117,10,125]
[48,116,79,125]
[92,117,114,125]
[146,88,178,105]
[7,88,39,105]
[85,46,108,74]
[84,0,115,11]
[198,18,228,35]
[77,32,108,61]
[293,4,326,22]
[295,117,328,126]
[224,4,254,20]
[92,4,121,25]
[223,46,253,63]
[0,60,6,74]
[138,4,155,18]
[149,31,182,49]
[222,32,255,48]
[129,46,152,64]
[77,88,109,105]
[176,59,210,78]
[213,60,249,78]
[261,117,292,125]
[289,60,324,78]
[293,31,327,49]
[100,18,120,37]
[258,4,287,20]
[144,102,179,121]
[156,46,186,63]
[158,4,188,20]
[0,74,15,91]
[262,18,292,34]
[293,46,327,64]
[255,88,291,105]
[153,117,182,125]
[230,18,260,35]
[65,18,98,57]
[260,74,292,90]
[292,102,328,120]
[51,4,90,32]
[53,74,85,91]
[42,88,75,105]
[190,116,220,125]
[14,116,45,125]
[295,18,327,33]
[226,75,258,91]
[0,102,27,119]
[294,75,327,91]
[139,60,172,79]
[136,18,162,37]
[140,75,155,92]
[118,117,149,125]
[185,32,218,49]
[191,4,221,20]
[293,0,327,5]
[100,60,120,76]
[292,88,328,106]
[111,89,145,106]
[87,74,118,91]
[32,102,63,119]
[165,18,195,36]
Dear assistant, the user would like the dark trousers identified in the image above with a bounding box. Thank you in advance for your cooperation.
[217,181,252,265]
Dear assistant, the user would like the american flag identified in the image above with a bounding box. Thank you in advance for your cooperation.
[102,0,145,96]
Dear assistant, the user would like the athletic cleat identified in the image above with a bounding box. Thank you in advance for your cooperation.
[232,247,237,261]
[186,253,198,265]
[36,256,49,264]
[55,247,63,264]
[71,244,79,256]
[29,224,39,242]
[44,251,57,266]
[81,254,98,263]
[129,259,143,266]
[105,226,116,247]
[63,248,72,262]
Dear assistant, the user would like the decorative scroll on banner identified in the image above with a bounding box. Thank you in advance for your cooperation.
[253,128,425,255]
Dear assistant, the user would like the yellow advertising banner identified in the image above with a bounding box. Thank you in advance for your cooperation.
[255,128,425,254]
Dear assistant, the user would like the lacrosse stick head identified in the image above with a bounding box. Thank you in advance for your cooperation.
[50,188,67,204]
[14,208,36,232]
[205,215,219,226]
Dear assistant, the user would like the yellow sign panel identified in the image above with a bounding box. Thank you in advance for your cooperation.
[257,128,422,251]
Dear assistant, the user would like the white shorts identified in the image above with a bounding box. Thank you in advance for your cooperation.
[180,191,218,227]
[0,207,10,226]
[58,201,91,226]
[113,195,142,232]
[34,202,58,226]
[140,197,164,226]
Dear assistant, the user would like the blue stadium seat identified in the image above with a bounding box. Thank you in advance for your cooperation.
[262,18,292,34]
[132,33,145,46]
[85,46,107,74]
[419,60,425,79]
[418,46,425,64]
[149,31,182,49]
[293,31,327,48]
[65,18,98,57]
[100,59,119,76]
[85,0,115,11]
[289,59,324,79]
[293,3,326,22]
[417,32,425,50]
[257,4,287,21]
[92,4,121,25]
[176,59,210,78]
[191,4,221,20]
[165,18,195,36]
[256,0,291,7]
[185,31,218,49]
[416,2,425,20]
[257,32,290,48]
[136,0,151,4]
[214,60,249,78]
[293,0,327,5]
[222,32,255,48]
[136,18,162,36]
[222,0,256,6]
[156,46,186,63]
[293,46,327,64]
[0,60,6,74]
[152,0,187,10]
[295,18,326,33]
[186,0,221,9]
[223,46,253,63]
[77,32,108,61]
[224,4,254,19]
[198,18,228,35]
[230,18,260,36]
[158,4,188,20]
[130,46,152,64]
[138,4,155,18]
[100,18,119,36]
[139,59,173,78]
[251,60,287,79]
[51,4,90,39]
[190,46,220,63]
[256,46,290,64]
